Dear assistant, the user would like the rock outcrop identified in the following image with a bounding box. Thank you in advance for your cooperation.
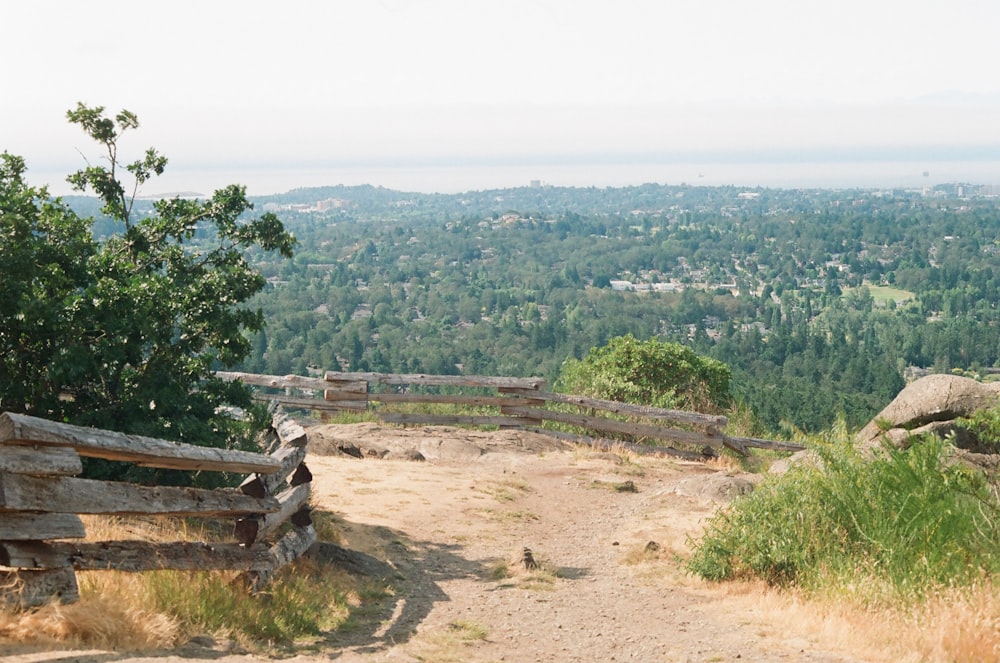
[855,374,1000,452]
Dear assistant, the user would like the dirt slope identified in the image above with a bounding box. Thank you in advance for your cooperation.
[3,424,875,662]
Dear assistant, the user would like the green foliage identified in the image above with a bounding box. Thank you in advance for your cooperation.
[0,153,96,417]
[65,103,167,229]
[956,405,1000,453]
[687,434,1000,600]
[557,334,731,411]
[0,105,295,483]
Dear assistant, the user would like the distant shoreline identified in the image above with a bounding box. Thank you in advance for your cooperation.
[25,157,1000,198]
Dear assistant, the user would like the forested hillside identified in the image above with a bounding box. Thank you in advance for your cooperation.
[74,182,1000,434]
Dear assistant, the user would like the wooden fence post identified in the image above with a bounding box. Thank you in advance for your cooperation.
[236,409,316,591]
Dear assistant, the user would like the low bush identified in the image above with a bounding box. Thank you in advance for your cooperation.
[556,334,731,412]
[956,404,1000,453]
[687,433,1000,601]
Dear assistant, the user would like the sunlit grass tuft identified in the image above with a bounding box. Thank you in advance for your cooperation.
[407,619,489,662]
[480,478,532,502]
[0,589,180,650]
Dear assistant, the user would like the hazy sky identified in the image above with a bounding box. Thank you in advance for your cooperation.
[4,0,1000,194]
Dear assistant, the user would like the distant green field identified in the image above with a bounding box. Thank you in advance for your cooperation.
[861,284,915,304]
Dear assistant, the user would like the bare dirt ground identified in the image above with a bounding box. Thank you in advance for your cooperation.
[2,424,875,663]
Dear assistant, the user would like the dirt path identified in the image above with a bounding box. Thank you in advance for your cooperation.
[291,424,867,662]
[3,424,874,662]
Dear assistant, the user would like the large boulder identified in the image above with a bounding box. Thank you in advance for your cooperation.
[856,374,1000,450]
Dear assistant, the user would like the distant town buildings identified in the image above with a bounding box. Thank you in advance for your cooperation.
[263,198,349,213]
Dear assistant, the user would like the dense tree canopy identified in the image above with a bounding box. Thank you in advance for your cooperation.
[50,149,1000,436]
[221,183,992,434]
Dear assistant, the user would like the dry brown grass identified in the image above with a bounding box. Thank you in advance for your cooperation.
[406,619,489,662]
[483,548,567,592]
[0,516,188,650]
[479,478,532,502]
[705,452,747,473]
[903,585,1000,662]
[718,580,1000,662]
[0,513,368,653]
[0,585,179,650]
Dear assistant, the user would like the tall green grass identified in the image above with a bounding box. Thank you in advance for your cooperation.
[688,433,1000,601]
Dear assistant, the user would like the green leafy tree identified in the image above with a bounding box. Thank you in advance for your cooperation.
[0,104,296,484]
[0,153,95,416]
[556,334,731,412]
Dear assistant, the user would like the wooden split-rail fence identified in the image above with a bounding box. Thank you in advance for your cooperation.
[216,370,804,459]
[0,407,314,608]
[0,371,801,607]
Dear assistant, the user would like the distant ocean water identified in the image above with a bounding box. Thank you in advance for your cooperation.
[29,158,1000,198]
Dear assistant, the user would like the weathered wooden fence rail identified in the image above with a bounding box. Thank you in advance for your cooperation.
[0,407,314,608]
[216,370,803,458]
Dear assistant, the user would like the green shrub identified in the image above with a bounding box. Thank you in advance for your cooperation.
[687,434,1000,600]
[556,334,731,412]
